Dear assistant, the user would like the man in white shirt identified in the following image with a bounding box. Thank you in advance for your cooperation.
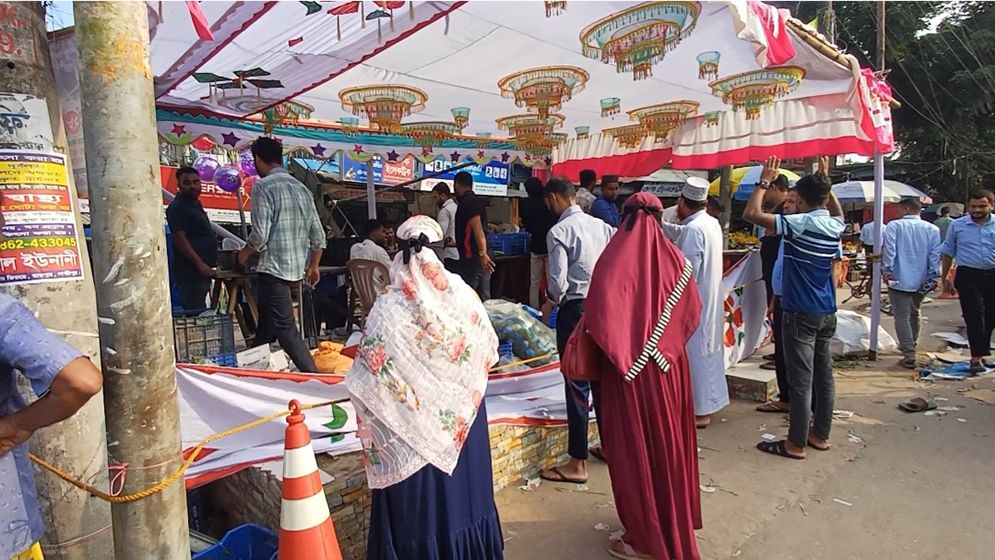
[432,182,459,270]
[350,219,393,291]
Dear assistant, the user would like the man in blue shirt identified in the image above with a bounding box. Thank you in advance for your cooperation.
[744,156,844,460]
[941,189,995,374]
[589,175,621,227]
[0,294,103,558]
[882,198,941,369]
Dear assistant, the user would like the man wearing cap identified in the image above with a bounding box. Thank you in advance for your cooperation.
[663,177,730,428]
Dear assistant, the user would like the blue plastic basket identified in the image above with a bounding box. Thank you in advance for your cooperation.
[173,314,236,363]
[192,524,278,560]
[487,232,531,256]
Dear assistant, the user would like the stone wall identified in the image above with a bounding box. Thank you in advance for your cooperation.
[197,422,599,559]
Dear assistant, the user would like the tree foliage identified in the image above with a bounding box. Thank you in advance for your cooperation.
[776,1,995,201]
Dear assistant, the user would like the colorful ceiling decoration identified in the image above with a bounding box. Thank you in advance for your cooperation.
[628,100,700,141]
[192,67,284,104]
[579,2,701,80]
[258,100,314,135]
[338,116,361,135]
[496,113,566,151]
[603,124,648,148]
[451,107,470,131]
[474,133,493,148]
[338,84,428,134]
[600,97,622,117]
[399,121,459,148]
[575,126,590,140]
[497,66,590,120]
[696,51,720,80]
[544,1,567,18]
[709,66,805,120]
[704,111,721,127]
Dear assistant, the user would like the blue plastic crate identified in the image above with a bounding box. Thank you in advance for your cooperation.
[173,314,235,363]
[192,524,278,560]
[487,232,531,256]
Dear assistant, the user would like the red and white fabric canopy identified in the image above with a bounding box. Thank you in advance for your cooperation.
[148,1,894,175]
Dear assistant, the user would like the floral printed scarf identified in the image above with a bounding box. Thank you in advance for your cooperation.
[344,215,498,489]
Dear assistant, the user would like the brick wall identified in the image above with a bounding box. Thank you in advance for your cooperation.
[198,422,599,559]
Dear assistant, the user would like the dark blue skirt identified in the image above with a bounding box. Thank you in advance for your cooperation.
[366,401,504,560]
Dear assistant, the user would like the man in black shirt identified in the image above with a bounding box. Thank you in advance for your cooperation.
[454,171,495,296]
[520,177,557,309]
[166,165,217,311]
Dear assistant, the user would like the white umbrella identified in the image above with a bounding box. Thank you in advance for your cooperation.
[831,180,933,205]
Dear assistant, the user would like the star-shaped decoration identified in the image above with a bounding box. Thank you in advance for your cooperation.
[171,124,186,137]
[222,131,240,147]
[544,156,552,167]
[312,143,326,157]
[525,154,532,161]
[500,152,510,163]
[387,150,399,161]
[354,144,364,154]
[450,151,461,162]
[477,150,485,158]
[421,146,433,156]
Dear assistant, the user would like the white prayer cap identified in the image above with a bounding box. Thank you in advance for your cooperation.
[682,177,710,202]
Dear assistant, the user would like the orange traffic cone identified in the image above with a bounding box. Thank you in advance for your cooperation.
[278,400,343,560]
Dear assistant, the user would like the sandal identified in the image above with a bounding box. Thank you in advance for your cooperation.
[900,357,918,370]
[759,362,777,371]
[898,397,936,413]
[539,466,588,484]
[807,437,831,451]
[756,440,805,460]
[756,401,789,413]
[695,416,711,429]
[589,447,606,462]
[762,353,776,361]
[607,540,653,560]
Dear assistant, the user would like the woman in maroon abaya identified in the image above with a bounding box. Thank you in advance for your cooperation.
[571,192,703,560]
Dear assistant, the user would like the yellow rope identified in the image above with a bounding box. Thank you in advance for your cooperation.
[489,352,556,373]
[28,399,340,504]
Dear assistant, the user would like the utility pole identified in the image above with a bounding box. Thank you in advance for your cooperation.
[718,165,733,249]
[869,0,886,360]
[0,3,114,558]
[74,2,190,557]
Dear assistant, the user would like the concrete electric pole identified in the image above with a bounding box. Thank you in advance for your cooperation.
[0,3,114,558]
[74,2,190,557]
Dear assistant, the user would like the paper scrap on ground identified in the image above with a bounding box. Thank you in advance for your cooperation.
[833,498,853,507]
[924,410,947,417]
[761,432,777,441]
[594,523,610,532]
[833,410,855,419]
[957,418,968,423]
[519,478,541,492]
[700,484,717,494]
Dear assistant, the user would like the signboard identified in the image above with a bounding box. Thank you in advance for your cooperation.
[327,187,407,203]
[642,183,684,198]
[0,151,85,285]
[421,158,509,196]
[160,166,252,224]
[342,154,416,186]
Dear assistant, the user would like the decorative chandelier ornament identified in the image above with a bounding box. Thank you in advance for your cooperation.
[696,51,720,80]
[709,66,805,120]
[338,84,428,134]
[400,121,459,148]
[260,100,314,134]
[603,124,648,148]
[575,126,590,140]
[338,116,361,135]
[544,1,567,17]
[628,100,699,141]
[580,2,701,80]
[450,107,471,131]
[704,111,721,127]
[474,132,493,148]
[600,97,621,117]
[496,113,565,151]
[498,66,589,120]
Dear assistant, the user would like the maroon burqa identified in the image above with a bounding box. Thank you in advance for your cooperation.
[583,192,703,559]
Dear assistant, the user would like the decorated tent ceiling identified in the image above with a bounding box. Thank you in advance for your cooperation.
[148,1,894,174]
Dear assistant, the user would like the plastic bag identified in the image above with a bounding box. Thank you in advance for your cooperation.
[484,299,558,366]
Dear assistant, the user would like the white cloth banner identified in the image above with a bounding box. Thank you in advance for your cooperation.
[720,251,771,368]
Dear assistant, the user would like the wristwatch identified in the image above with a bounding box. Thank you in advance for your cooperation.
[756,180,771,189]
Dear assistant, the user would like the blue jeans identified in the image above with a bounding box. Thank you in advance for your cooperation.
[556,299,601,460]
[782,311,837,447]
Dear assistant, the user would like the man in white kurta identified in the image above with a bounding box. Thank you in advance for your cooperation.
[663,178,730,427]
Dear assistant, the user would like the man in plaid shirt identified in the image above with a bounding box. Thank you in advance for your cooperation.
[238,137,325,372]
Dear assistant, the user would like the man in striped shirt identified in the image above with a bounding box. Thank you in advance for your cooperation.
[743,156,844,460]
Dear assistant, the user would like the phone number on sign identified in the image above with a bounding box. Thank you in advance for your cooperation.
[0,237,77,251]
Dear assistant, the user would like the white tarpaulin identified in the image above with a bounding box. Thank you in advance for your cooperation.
[720,251,771,368]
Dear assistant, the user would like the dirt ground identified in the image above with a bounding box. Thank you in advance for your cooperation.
[496,293,995,559]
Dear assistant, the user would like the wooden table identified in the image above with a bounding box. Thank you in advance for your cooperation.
[210,270,259,342]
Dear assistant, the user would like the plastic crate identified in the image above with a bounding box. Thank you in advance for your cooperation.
[192,524,277,560]
[487,232,531,256]
[173,314,236,363]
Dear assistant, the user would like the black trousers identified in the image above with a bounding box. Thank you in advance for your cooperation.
[255,273,318,373]
[556,299,602,460]
[759,235,781,301]
[455,258,485,298]
[176,273,210,312]
[772,299,789,402]
[954,267,995,358]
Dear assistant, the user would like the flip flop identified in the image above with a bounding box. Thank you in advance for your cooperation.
[756,401,789,413]
[760,362,777,371]
[807,438,831,451]
[539,466,588,485]
[756,440,805,460]
[607,540,653,560]
[762,353,776,361]
[695,417,711,429]
[900,357,918,370]
[898,397,936,413]
[589,447,606,462]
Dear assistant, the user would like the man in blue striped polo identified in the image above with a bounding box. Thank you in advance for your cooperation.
[743,156,845,460]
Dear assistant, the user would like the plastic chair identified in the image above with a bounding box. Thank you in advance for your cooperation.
[346,259,390,329]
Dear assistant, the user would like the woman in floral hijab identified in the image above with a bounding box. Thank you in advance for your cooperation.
[346,215,504,560]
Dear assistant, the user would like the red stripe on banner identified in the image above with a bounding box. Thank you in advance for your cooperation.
[551,148,673,181]
[669,136,875,170]
[181,364,346,385]
[282,472,326,500]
